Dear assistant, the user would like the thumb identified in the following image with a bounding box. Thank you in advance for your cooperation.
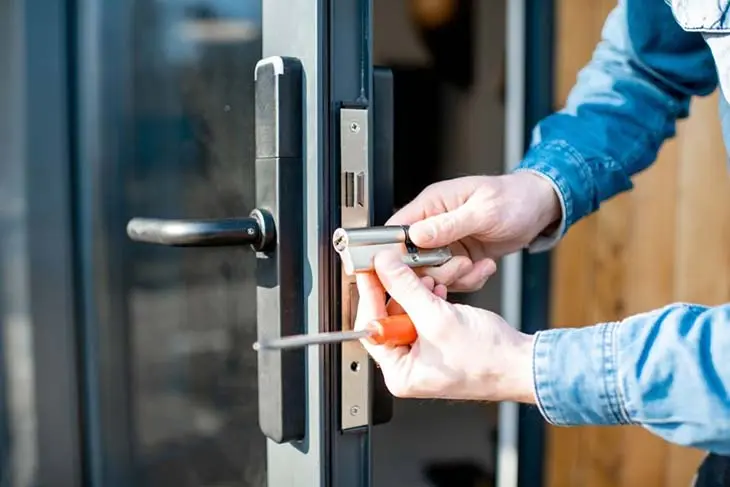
[373,250,443,325]
[408,205,478,248]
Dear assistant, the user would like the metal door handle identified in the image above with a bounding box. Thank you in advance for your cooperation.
[127,210,275,250]
[124,56,306,445]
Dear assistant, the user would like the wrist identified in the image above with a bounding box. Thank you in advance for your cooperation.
[494,331,537,404]
[511,171,562,235]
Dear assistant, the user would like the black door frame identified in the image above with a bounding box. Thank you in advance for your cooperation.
[516,1,554,486]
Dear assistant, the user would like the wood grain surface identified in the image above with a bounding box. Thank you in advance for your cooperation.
[546,1,730,486]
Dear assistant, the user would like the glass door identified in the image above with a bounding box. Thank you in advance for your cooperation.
[73,0,375,486]
[75,1,271,485]
[2,0,548,485]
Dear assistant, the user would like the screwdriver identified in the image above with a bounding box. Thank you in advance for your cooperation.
[252,314,417,351]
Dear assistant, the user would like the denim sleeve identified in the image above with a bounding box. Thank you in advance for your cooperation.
[514,0,718,251]
[532,303,730,454]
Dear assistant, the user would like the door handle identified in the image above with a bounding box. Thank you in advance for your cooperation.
[126,211,274,249]
[125,56,305,445]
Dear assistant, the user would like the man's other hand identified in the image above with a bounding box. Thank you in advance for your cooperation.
[387,172,560,291]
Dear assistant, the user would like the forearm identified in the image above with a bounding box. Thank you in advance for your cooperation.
[514,1,716,248]
[528,303,730,454]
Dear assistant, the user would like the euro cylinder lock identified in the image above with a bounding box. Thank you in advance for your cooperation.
[332,225,452,275]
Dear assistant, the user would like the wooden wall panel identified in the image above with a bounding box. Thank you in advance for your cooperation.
[547,1,730,486]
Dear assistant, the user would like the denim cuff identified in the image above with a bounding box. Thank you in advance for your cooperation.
[511,167,567,253]
[514,140,591,239]
[532,323,632,426]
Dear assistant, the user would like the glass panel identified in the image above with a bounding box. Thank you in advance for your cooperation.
[0,133,37,487]
[88,1,265,485]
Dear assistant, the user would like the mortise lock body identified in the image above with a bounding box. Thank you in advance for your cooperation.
[333,225,452,275]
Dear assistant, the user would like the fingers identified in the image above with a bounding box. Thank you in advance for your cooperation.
[386,276,441,316]
[386,177,484,229]
[433,283,448,300]
[354,272,387,329]
[356,262,450,391]
[415,239,497,291]
[408,205,479,248]
[416,255,472,287]
[373,250,444,327]
[450,258,497,292]
[354,272,407,367]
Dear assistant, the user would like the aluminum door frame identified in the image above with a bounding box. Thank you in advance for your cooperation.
[6,1,86,487]
[262,0,375,485]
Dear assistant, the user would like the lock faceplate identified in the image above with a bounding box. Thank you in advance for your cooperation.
[339,106,371,431]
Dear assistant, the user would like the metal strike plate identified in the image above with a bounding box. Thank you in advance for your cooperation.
[332,226,452,276]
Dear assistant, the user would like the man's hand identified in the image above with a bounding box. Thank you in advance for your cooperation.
[355,250,536,403]
[388,172,560,291]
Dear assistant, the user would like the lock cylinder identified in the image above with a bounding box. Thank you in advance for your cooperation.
[332,225,453,275]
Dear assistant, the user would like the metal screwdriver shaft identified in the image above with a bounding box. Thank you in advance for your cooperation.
[253,329,371,351]
[252,314,418,351]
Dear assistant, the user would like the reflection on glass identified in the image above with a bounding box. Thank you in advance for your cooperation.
[0,129,37,487]
[125,1,264,485]
[0,173,37,487]
[0,2,37,484]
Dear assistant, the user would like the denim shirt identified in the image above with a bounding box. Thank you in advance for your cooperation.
[514,0,730,455]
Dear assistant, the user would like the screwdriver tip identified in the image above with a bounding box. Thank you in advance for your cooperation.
[252,340,279,351]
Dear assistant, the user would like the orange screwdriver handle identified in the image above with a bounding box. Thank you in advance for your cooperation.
[364,314,418,347]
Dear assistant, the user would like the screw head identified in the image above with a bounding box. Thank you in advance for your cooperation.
[247,227,256,236]
[350,122,360,133]
[350,405,360,416]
